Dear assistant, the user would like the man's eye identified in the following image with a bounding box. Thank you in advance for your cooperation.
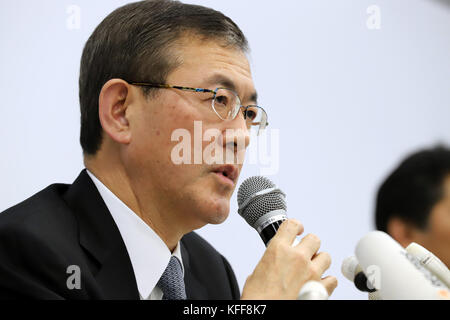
[215,95,229,107]
[245,109,257,120]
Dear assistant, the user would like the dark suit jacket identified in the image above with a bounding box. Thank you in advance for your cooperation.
[0,170,240,300]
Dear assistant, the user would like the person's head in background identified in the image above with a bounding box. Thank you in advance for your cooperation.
[375,145,450,267]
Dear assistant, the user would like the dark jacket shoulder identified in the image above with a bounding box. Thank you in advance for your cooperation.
[0,184,97,299]
[0,183,76,241]
[181,232,241,300]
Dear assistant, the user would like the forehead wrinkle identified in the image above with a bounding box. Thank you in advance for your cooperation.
[201,45,252,75]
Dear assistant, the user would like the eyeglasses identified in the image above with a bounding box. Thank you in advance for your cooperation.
[128,82,269,135]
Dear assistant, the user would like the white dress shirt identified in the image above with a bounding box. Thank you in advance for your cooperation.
[86,170,184,300]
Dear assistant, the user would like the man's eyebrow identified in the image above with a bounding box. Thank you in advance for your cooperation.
[205,74,236,91]
[204,74,258,104]
[249,92,258,105]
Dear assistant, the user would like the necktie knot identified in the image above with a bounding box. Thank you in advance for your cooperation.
[157,256,186,300]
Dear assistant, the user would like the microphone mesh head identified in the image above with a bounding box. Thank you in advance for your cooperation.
[237,176,287,228]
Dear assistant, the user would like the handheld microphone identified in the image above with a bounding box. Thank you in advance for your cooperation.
[237,176,288,246]
[237,176,327,300]
[355,231,450,300]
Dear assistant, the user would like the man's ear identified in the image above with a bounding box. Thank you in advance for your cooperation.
[387,217,419,248]
[98,79,132,145]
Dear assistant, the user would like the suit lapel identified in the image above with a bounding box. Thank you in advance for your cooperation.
[180,240,208,299]
[63,170,140,299]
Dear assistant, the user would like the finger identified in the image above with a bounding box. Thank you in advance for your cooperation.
[320,276,338,296]
[311,252,332,277]
[272,219,304,245]
[294,233,321,259]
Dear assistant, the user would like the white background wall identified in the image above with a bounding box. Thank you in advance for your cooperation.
[1,0,449,300]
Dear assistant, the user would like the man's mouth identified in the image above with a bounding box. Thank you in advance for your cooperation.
[211,165,239,186]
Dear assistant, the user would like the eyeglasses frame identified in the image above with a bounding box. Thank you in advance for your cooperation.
[127,82,269,132]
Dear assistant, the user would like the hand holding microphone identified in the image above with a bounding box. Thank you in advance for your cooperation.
[241,219,336,299]
[237,176,337,300]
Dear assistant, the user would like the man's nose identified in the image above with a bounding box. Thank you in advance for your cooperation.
[222,112,250,162]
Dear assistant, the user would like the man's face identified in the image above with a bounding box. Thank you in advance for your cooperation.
[124,37,256,232]
[416,175,450,268]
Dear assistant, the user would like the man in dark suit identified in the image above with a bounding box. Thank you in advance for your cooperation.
[0,170,239,299]
[0,0,337,300]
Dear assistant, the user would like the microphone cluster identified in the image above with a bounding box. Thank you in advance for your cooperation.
[237,176,450,300]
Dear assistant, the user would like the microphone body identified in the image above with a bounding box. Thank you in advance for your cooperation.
[253,212,287,246]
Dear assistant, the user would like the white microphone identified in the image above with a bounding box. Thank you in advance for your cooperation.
[297,280,329,300]
[406,242,450,288]
[355,231,450,300]
[342,256,382,300]
[341,256,378,293]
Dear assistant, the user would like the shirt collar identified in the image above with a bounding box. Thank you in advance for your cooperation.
[86,170,184,299]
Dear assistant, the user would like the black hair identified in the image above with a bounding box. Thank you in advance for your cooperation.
[79,0,248,155]
[375,145,450,232]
